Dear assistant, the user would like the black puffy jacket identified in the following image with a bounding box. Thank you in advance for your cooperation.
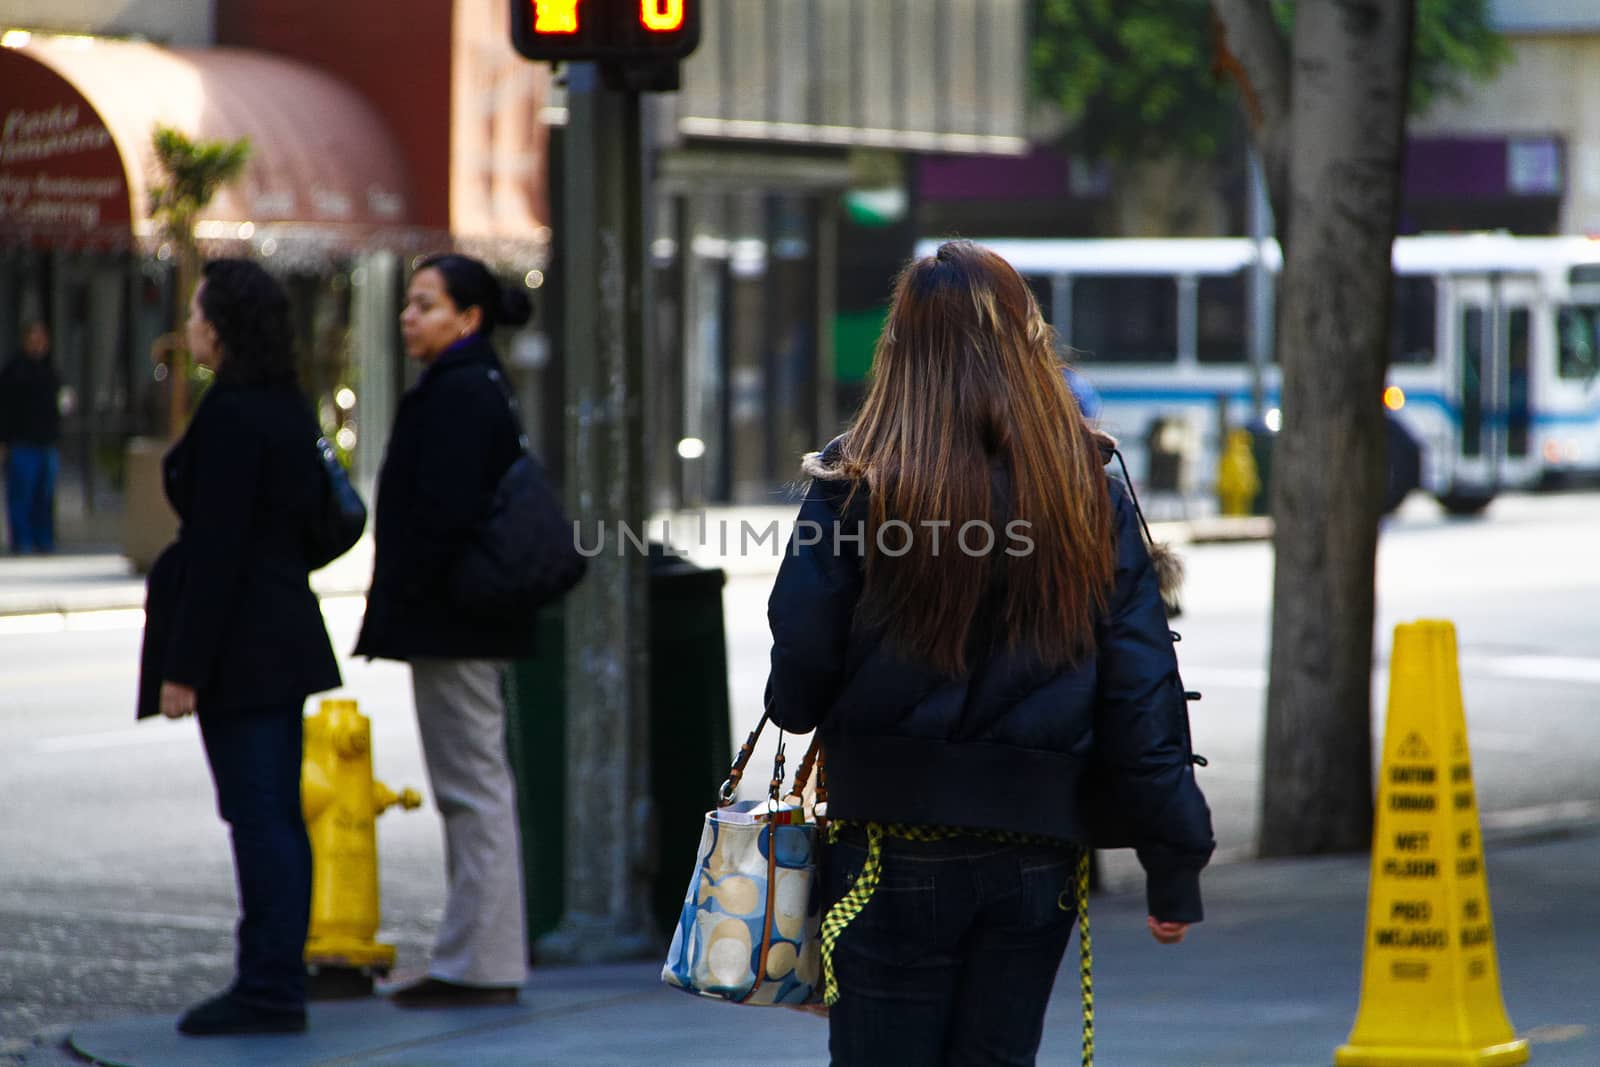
[765,442,1215,922]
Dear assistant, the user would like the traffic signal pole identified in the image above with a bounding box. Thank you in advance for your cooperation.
[535,62,657,963]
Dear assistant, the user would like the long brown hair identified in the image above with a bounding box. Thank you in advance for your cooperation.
[829,240,1113,675]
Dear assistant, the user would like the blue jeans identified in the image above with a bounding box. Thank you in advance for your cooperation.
[825,830,1081,1066]
[4,444,57,553]
[199,705,311,1010]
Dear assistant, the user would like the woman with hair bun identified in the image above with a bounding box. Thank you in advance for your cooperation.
[356,253,536,1007]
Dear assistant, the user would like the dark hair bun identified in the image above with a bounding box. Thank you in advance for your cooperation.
[500,287,532,328]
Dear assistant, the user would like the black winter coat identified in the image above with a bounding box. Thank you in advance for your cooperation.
[137,382,342,719]
[765,443,1215,922]
[0,353,60,445]
[353,336,536,661]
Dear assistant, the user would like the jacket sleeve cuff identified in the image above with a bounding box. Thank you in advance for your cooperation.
[1144,866,1204,924]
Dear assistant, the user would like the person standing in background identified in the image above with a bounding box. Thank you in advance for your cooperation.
[0,320,62,554]
[357,253,534,1008]
[138,259,343,1036]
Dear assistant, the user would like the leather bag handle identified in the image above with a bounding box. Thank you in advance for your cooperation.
[717,699,824,817]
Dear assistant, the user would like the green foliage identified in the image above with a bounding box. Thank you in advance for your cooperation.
[147,125,252,240]
[1031,0,1509,161]
[1410,0,1510,113]
[1032,0,1231,160]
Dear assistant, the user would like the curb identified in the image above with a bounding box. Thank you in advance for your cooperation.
[0,514,1278,617]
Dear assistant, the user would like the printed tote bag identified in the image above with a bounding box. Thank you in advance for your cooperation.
[661,711,824,1005]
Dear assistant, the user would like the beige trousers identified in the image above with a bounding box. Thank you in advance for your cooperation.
[410,657,527,987]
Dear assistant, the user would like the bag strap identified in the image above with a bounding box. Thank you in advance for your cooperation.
[725,700,825,1005]
[742,819,783,1003]
[790,736,825,802]
[718,706,772,806]
[718,699,824,816]
[1109,444,1156,550]
[483,366,532,452]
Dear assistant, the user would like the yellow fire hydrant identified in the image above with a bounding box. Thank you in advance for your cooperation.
[302,698,421,995]
[1216,428,1262,516]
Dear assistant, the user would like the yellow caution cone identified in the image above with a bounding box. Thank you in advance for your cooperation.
[1334,620,1529,1066]
[1216,428,1261,516]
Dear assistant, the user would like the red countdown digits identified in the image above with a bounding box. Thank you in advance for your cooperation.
[511,0,699,64]
[640,0,684,32]
[534,0,580,34]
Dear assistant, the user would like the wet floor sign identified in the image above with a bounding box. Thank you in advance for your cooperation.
[1334,620,1529,1066]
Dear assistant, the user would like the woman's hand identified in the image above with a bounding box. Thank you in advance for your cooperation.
[159,681,198,719]
[1147,916,1188,945]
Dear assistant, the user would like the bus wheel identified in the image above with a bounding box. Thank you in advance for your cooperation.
[1435,492,1493,516]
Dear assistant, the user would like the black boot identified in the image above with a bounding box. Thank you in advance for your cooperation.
[177,991,307,1036]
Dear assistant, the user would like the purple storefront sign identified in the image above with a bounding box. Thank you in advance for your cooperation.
[919,147,1103,201]
[1405,136,1563,199]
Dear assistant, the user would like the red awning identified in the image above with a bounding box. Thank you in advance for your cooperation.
[0,34,412,252]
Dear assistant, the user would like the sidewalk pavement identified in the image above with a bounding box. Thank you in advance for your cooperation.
[0,507,1269,617]
[43,505,1577,1067]
[55,829,1598,1066]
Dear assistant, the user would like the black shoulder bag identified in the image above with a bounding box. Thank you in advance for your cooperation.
[306,437,367,570]
[448,368,587,619]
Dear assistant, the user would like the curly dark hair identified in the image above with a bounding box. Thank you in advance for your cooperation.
[199,258,297,388]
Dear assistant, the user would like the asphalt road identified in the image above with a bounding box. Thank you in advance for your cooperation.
[2,490,1597,1050]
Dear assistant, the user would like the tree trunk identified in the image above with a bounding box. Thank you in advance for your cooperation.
[1257,1,1415,856]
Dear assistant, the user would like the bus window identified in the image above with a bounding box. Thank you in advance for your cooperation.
[1461,307,1483,457]
[1024,274,1054,326]
[1070,276,1178,363]
[1197,272,1247,363]
[1556,305,1600,381]
[1508,308,1529,459]
[1391,276,1436,365]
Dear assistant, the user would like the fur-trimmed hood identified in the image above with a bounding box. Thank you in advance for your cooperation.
[799,428,1184,607]
[1091,428,1184,608]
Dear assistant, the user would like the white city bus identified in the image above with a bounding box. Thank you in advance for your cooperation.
[916,234,1600,513]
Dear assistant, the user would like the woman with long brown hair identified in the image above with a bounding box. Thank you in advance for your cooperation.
[766,240,1213,1064]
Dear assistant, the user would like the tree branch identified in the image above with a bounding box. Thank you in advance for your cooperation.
[1211,0,1292,236]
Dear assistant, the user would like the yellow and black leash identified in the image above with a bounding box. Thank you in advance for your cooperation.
[820,821,1096,1066]
[1073,847,1094,1066]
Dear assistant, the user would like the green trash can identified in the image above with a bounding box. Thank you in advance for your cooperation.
[503,547,734,952]
[504,603,568,949]
[646,548,733,939]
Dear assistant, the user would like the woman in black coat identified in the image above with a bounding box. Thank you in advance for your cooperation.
[137,259,342,1036]
[355,254,534,1007]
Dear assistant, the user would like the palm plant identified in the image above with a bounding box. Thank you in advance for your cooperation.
[147,124,251,437]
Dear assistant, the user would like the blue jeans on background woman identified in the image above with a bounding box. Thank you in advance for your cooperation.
[824,830,1082,1066]
[4,443,57,553]
[198,704,311,1011]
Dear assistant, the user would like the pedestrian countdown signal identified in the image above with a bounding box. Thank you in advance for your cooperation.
[511,0,700,62]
